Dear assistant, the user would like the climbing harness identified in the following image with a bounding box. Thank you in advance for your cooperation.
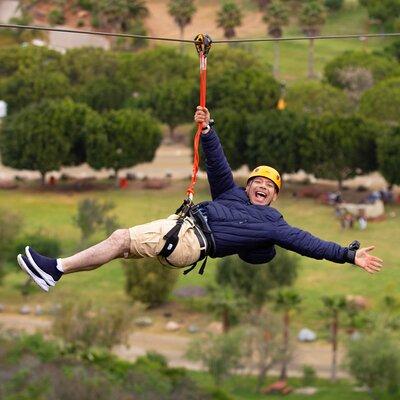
[158,34,213,275]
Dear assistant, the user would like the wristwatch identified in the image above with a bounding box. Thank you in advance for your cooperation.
[202,119,215,132]
[345,240,360,264]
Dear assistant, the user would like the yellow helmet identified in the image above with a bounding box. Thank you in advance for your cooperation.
[247,165,282,192]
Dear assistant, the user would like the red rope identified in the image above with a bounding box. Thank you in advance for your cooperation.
[186,52,207,200]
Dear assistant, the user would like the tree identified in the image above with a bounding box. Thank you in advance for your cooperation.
[217,249,299,312]
[207,285,248,333]
[140,78,196,140]
[0,69,70,114]
[359,77,400,125]
[347,329,400,399]
[0,209,23,284]
[300,114,379,189]
[124,258,178,308]
[359,0,400,32]
[274,289,302,380]
[187,328,245,386]
[299,0,326,79]
[0,45,61,78]
[168,0,196,52]
[286,81,352,116]
[377,126,400,186]
[321,295,347,382]
[263,0,289,78]
[122,47,197,95]
[324,0,343,11]
[75,77,133,112]
[86,109,162,183]
[94,0,149,32]
[209,67,280,112]
[216,1,243,39]
[74,198,119,246]
[0,99,99,185]
[246,110,307,174]
[324,51,400,89]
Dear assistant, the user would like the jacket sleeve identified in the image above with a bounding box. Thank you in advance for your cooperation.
[272,216,348,263]
[239,247,276,264]
[201,128,235,199]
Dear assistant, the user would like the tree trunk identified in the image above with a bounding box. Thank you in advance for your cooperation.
[40,171,46,186]
[307,38,315,79]
[114,169,119,188]
[273,40,280,79]
[222,307,230,333]
[169,125,176,141]
[331,311,338,382]
[180,26,185,54]
[280,310,290,380]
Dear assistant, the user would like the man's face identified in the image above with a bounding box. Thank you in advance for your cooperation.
[245,176,278,206]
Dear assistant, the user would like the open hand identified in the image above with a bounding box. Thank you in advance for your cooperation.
[194,106,210,128]
[354,246,383,274]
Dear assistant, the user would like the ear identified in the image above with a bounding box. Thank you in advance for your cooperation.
[271,191,278,203]
[245,181,251,195]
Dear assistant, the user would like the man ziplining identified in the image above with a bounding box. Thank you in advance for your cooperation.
[17,106,383,292]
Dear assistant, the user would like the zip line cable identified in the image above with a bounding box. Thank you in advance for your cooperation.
[2,23,400,44]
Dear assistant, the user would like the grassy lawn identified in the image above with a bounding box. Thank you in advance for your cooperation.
[0,181,398,330]
[189,372,375,400]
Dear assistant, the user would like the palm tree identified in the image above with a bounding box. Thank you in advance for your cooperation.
[168,0,196,52]
[299,0,326,79]
[263,1,289,78]
[321,295,347,382]
[216,1,243,40]
[274,289,302,380]
[96,0,149,32]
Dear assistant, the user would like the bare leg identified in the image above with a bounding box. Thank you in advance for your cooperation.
[60,229,131,274]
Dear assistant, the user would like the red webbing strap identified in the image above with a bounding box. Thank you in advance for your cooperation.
[186,51,207,200]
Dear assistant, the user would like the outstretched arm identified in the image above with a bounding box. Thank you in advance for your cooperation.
[194,107,235,199]
[272,217,383,272]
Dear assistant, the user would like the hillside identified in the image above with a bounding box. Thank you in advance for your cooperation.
[24,0,388,81]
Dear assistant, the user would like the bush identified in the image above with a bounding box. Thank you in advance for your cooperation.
[359,77,400,124]
[347,329,400,397]
[0,209,23,283]
[52,301,133,350]
[324,51,400,89]
[324,0,343,10]
[14,229,62,260]
[187,328,245,385]
[74,198,119,245]
[302,365,317,386]
[48,9,66,25]
[124,258,179,308]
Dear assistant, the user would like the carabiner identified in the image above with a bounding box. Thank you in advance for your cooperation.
[194,33,212,56]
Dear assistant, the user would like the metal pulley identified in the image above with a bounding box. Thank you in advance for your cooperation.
[194,33,212,56]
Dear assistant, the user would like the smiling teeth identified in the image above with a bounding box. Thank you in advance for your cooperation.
[256,192,266,198]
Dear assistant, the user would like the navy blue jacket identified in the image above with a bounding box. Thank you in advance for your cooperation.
[199,128,349,265]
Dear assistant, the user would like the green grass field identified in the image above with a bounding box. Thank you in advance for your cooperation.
[0,181,398,330]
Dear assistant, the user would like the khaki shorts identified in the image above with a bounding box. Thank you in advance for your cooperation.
[128,215,202,268]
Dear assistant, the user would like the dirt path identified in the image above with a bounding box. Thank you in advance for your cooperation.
[0,312,348,379]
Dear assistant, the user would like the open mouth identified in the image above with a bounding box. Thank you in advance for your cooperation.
[255,191,267,200]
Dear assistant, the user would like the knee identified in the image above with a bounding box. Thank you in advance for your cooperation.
[108,229,130,253]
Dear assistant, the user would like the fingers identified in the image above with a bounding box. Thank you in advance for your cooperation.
[363,246,375,253]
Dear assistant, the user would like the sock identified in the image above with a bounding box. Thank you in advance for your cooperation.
[56,259,64,273]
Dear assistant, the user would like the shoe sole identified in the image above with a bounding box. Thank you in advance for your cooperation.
[25,246,56,287]
[17,254,49,292]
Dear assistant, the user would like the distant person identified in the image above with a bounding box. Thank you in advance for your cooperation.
[17,107,383,292]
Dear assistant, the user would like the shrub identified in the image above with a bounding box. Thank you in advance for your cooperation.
[52,301,132,350]
[324,0,343,10]
[302,365,317,386]
[14,229,61,260]
[48,9,66,25]
[347,329,400,397]
[124,258,179,308]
